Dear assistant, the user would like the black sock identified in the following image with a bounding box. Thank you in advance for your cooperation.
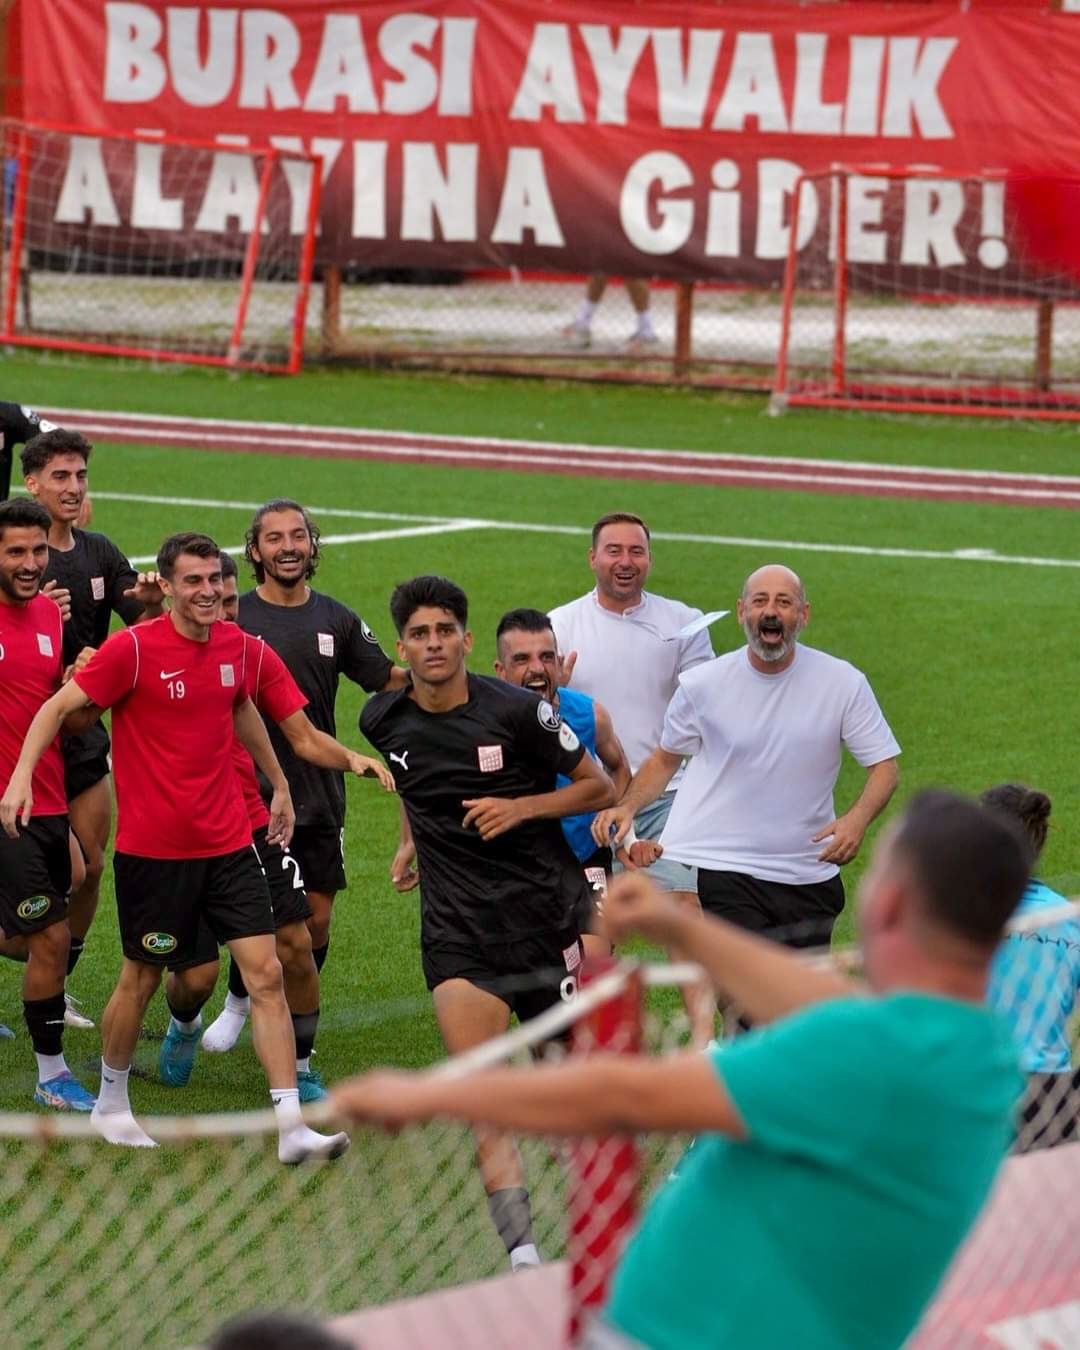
[487,1187,534,1255]
[227,957,249,1000]
[312,941,329,973]
[166,995,207,1027]
[66,937,85,977]
[23,992,66,1055]
[292,1010,319,1061]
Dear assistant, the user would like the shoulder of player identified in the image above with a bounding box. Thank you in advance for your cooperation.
[795,644,868,685]
[547,592,592,629]
[359,682,410,734]
[307,589,366,630]
[556,684,594,728]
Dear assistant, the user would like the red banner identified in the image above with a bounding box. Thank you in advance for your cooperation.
[16,2,1080,279]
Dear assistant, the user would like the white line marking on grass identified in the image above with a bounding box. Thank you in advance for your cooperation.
[126,521,483,565]
[97,490,1080,571]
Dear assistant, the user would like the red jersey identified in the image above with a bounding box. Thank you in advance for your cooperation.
[233,634,307,830]
[75,615,254,859]
[0,592,66,816]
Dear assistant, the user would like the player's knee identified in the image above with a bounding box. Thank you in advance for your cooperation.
[119,959,164,1007]
[171,963,218,1008]
[243,953,285,1001]
[276,923,313,973]
[28,921,70,976]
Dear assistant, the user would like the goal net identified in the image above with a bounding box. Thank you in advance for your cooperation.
[0,120,321,373]
[2,911,1078,1350]
[772,166,1080,420]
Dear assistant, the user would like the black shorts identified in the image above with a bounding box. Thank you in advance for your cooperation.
[422,928,584,1024]
[115,844,274,968]
[697,869,845,950]
[290,822,346,895]
[0,814,71,937]
[62,723,111,802]
[575,846,612,934]
[171,827,313,970]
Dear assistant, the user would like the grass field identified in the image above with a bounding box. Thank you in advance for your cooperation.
[1,351,1078,1346]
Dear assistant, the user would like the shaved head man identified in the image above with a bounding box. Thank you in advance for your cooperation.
[596,562,900,951]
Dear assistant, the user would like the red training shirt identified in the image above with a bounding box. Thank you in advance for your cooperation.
[233,634,307,830]
[0,592,66,816]
[75,615,255,859]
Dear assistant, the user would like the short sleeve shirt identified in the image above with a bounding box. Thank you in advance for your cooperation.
[361,674,589,945]
[607,994,1021,1350]
[74,616,254,859]
[0,593,66,815]
[44,530,142,664]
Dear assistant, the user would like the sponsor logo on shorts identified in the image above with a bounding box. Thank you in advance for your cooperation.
[477,744,503,773]
[558,722,580,752]
[317,632,335,657]
[219,662,235,687]
[360,620,380,645]
[141,931,177,954]
[37,632,54,657]
[91,576,105,601]
[17,895,50,921]
[536,699,561,732]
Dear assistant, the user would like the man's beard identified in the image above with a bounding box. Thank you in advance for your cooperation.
[0,570,40,601]
[743,614,799,663]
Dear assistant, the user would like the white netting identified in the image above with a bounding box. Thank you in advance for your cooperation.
[2,907,1078,1350]
[772,167,1080,418]
[0,120,320,371]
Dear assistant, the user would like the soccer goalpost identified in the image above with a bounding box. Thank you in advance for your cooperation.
[1,915,1078,1349]
[0,119,322,373]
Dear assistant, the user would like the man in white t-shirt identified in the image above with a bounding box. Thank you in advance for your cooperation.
[594,563,900,948]
[548,512,715,908]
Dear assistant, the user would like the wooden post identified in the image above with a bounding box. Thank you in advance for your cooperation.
[321,262,342,357]
[674,281,694,379]
[1035,299,1054,393]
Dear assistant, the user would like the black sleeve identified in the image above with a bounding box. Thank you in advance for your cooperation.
[514,694,586,779]
[359,690,391,751]
[104,539,144,626]
[341,609,394,693]
[0,404,54,500]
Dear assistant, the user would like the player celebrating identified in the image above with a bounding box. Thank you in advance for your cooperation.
[162,551,395,1101]
[361,575,614,1270]
[22,428,164,1024]
[0,532,348,1162]
[203,499,405,1051]
[0,499,96,1109]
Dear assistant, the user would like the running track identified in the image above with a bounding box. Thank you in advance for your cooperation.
[43,407,1080,510]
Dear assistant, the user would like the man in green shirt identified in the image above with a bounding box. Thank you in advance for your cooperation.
[332,790,1028,1349]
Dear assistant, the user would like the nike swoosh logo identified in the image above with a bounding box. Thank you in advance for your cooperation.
[160,669,185,679]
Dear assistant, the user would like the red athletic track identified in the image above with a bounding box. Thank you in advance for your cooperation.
[44,407,1080,510]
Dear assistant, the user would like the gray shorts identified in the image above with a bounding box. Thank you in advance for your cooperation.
[613,791,698,896]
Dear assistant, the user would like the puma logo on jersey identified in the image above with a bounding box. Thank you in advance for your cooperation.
[160,668,185,680]
[389,750,409,772]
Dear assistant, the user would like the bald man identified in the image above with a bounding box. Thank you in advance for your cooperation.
[595,564,900,949]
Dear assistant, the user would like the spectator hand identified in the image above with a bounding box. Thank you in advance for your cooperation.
[812,812,867,865]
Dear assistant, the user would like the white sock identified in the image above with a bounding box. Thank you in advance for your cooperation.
[296,1056,311,1075]
[35,1052,68,1082]
[169,1012,202,1035]
[91,1106,157,1149]
[576,300,596,327]
[272,1087,350,1164]
[96,1060,131,1113]
[634,313,656,339]
[225,993,250,1017]
[511,1243,541,1270]
[271,1087,304,1135]
[202,996,249,1053]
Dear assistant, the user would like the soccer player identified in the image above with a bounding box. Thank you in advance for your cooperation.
[21,428,164,1023]
[595,563,900,950]
[166,551,395,1101]
[0,532,348,1161]
[1,402,58,502]
[333,791,1030,1350]
[361,575,613,1270]
[204,499,405,1049]
[0,498,96,1109]
[493,607,631,955]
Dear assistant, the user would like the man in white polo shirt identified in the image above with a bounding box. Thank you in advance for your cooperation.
[594,562,900,948]
[548,512,715,907]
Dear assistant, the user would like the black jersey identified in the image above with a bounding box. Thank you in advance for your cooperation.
[44,530,143,664]
[238,588,393,829]
[361,673,592,947]
[0,403,57,500]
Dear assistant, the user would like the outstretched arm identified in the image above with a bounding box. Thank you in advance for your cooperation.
[0,679,94,835]
[462,751,614,841]
[275,709,395,791]
[233,698,295,848]
[593,700,632,801]
[592,747,682,848]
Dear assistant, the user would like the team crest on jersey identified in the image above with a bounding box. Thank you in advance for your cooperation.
[536,699,561,732]
[559,722,580,752]
[36,632,53,657]
[477,744,504,773]
[317,632,335,657]
[91,576,105,601]
[360,620,379,645]
[219,663,235,687]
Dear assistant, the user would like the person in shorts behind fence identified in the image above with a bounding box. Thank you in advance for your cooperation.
[333,790,1029,1350]
[361,574,613,1272]
[981,782,1080,1150]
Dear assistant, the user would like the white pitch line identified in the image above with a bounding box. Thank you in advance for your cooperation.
[94,490,1080,571]
[126,521,482,566]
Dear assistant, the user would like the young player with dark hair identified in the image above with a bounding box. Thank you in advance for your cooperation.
[0,498,96,1109]
[21,428,164,1025]
[361,575,614,1270]
[203,501,406,1051]
[165,551,395,1102]
[1,532,348,1162]
[334,791,1030,1350]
